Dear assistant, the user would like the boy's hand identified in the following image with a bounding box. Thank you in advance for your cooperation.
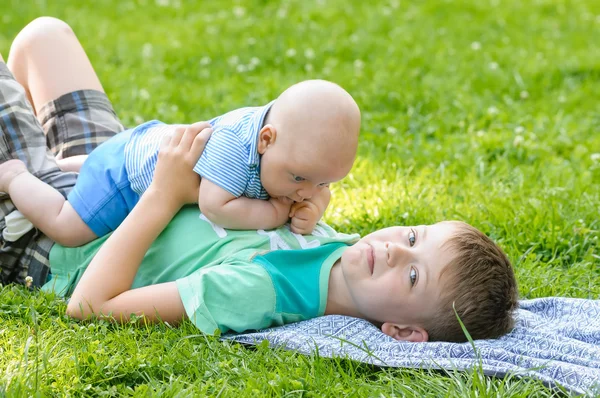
[289,200,320,235]
[151,122,212,208]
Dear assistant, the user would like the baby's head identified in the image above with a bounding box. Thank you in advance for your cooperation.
[257,80,360,202]
[338,221,518,342]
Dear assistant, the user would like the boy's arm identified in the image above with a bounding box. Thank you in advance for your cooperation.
[66,123,212,324]
[289,186,331,235]
[198,178,292,230]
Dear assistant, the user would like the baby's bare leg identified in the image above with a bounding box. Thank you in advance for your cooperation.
[0,159,96,247]
[57,155,88,172]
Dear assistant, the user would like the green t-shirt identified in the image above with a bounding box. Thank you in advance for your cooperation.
[43,206,359,334]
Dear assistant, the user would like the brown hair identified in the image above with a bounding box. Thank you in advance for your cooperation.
[424,221,518,342]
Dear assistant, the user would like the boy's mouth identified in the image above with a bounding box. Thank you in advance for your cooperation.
[367,245,375,275]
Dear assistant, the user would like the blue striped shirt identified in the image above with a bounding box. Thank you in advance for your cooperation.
[124,102,273,200]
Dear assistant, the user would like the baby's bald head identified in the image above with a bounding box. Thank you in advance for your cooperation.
[256,80,360,201]
[266,80,360,171]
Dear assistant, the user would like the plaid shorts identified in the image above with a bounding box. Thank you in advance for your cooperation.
[0,62,124,287]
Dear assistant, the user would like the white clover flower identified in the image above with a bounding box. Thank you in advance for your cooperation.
[471,41,482,51]
[520,90,529,99]
[134,115,144,124]
[354,59,365,69]
[514,126,525,134]
[250,57,260,66]
[142,43,153,58]
[285,48,297,58]
[513,135,524,147]
[489,62,499,70]
[25,276,33,288]
[304,64,313,72]
[236,64,247,73]
[591,153,600,163]
[350,34,359,43]
[155,0,169,6]
[476,130,485,137]
[139,89,150,100]
[402,212,409,219]
[228,55,239,66]
[487,106,499,115]
[199,56,212,66]
[277,8,288,18]
[233,6,246,17]
[558,95,566,103]
[304,48,315,59]
[247,37,257,45]
[386,126,398,135]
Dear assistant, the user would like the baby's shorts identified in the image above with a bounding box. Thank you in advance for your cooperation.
[67,128,140,237]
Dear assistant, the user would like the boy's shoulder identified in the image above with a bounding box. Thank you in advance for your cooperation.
[176,240,349,335]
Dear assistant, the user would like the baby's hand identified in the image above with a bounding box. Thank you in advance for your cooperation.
[289,201,320,235]
[269,196,294,226]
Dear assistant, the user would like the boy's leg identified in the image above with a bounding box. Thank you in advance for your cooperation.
[0,18,124,284]
[0,159,97,247]
[8,16,122,160]
[0,58,75,284]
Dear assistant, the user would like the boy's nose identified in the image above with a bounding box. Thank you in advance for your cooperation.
[385,242,412,267]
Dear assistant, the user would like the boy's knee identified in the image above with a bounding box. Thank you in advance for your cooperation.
[10,17,75,58]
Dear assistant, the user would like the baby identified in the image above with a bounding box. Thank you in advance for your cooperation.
[0,79,361,247]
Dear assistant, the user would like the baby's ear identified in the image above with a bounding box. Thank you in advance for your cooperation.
[257,124,277,154]
[381,322,429,343]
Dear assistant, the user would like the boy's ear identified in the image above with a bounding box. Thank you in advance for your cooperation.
[257,124,277,154]
[381,322,429,343]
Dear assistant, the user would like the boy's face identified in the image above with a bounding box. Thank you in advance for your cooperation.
[258,127,352,202]
[338,222,459,341]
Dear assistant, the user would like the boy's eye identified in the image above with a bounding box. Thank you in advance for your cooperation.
[293,175,305,182]
[318,182,329,187]
[409,267,417,286]
[408,229,416,246]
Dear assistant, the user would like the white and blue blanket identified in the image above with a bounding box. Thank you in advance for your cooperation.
[227,297,600,395]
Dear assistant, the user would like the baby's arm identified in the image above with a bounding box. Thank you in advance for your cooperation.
[289,187,331,235]
[198,179,292,230]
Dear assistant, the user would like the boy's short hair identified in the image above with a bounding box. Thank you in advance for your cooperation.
[424,222,518,342]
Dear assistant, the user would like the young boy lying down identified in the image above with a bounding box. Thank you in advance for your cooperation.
[0,17,518,342]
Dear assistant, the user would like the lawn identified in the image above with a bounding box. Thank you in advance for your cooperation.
[1,0,599,396]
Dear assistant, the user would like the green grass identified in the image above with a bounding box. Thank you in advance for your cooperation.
[1,0,599,396]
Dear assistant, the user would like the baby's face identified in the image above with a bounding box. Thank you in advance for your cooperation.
[339,222,459,326]
[259,138,352,202]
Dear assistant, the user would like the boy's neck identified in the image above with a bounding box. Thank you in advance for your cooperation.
[324,259,363,318]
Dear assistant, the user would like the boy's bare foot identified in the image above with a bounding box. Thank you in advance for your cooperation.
[0,159,29,193]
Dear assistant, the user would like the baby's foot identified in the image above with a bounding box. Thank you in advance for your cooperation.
[0,159,28,193]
